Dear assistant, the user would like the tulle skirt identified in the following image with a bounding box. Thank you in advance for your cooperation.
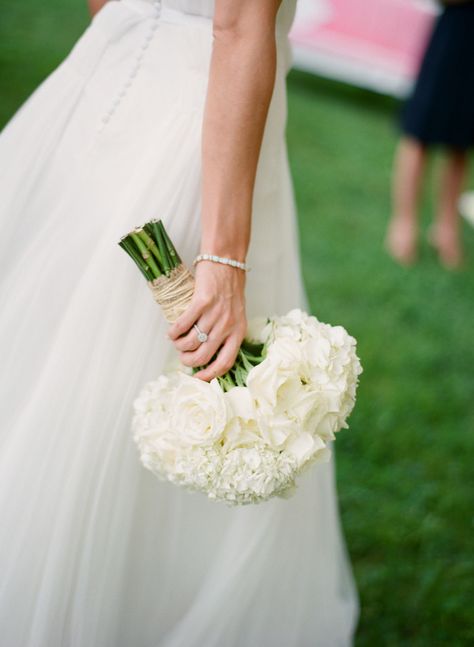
[0,1,358,645]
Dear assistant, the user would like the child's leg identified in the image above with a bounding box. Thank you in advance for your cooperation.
[430,148,468,268]
[386,136,427,264]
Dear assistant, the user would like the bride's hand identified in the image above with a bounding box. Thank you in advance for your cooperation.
[168,262,247,381]
[167,0,281,380]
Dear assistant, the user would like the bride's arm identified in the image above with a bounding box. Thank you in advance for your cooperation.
[88,0,108,17]
[169,0,282,381]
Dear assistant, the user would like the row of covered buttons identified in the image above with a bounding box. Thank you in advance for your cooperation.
[101,0,161,126]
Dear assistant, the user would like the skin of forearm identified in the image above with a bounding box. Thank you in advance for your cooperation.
[200,26,278,260]
[88,0,108,17]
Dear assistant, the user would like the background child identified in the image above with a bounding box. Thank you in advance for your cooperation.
[386,0,474,268]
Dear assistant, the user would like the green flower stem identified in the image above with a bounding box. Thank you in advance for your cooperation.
[119,219,183,279]
[191,343,265,389]
[136,229,164,269]
[239,350,261,374]
[234,366,246,387]
[157,220,182,267]
[118,238,154,280]
[240,339,265,356]
[217,373,235,392]
[148,221,171,275]
[241,352,264,364]
[130,232,161,279]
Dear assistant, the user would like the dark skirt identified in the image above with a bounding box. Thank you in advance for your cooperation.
[401,3,474,150]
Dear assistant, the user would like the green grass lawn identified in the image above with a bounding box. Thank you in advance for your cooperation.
[1,2,473,644]
[288,74,474,645]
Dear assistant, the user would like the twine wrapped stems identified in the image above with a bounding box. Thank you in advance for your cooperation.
[119,219,194,323]
[118,219,265,389]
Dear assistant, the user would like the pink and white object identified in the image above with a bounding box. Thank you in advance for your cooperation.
[290,0,437,96]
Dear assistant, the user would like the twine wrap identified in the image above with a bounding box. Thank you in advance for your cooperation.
[148,264,195,323]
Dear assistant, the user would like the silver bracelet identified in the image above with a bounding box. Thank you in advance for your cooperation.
[193,254,250,272]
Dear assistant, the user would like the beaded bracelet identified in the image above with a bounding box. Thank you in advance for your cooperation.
[193,253,250,272]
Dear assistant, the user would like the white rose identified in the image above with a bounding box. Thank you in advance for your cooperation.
[257,412,299,448]
[224,386,256,420]
[246,353,291,411]
[132,376,174,442]
[270,309,318,343]
[285,432,329,467]
[303,336,332,372]
[222,387,263,450]
[304,405,340,441]
[245,317,272,344]
[274,375,316,421]
[171,374,228,447]
[247,338,319,446]
[223,416,263,451]
[247,337,305,406]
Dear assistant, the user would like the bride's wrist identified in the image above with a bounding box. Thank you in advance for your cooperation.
[199,244,247,262]
[194,258,247,293]
[194,253,250,272]
[199,230,249,262]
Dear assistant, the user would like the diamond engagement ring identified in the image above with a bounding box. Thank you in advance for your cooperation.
[193,324,208,343]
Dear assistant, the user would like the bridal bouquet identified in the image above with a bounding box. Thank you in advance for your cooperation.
[119,221,362,505]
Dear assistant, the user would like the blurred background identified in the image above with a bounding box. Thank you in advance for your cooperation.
[1,0,473,644]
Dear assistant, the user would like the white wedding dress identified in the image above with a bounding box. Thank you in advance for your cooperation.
[0,1,358,645]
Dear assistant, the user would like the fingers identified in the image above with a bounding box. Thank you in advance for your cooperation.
[179,320,222,368]
[173,327,202,353]
[167,262,247,375]
[173,314,213,353]
[178,309,244,367]
[178,306,247,369]
[194,334,242,381]
[168,296,206,341]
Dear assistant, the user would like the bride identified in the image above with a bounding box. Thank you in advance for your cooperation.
[0,0,358,645]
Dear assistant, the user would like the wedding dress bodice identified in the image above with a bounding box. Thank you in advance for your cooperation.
[160,0,297,35]
[163,0,214,17]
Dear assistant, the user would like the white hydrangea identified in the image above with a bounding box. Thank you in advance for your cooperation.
[132,309,362,505]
